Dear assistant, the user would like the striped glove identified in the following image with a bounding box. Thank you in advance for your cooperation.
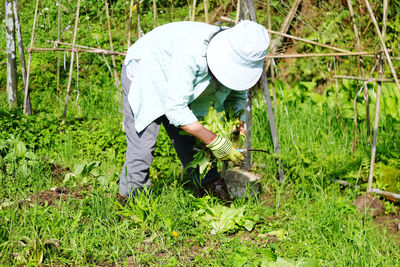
[206,135,244,165]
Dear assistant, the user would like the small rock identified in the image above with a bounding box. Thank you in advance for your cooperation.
[223,167,261,199]
[353,193,385,217]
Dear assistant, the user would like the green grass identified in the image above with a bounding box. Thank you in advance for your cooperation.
[1,83,400,265]
[1,0,400,264]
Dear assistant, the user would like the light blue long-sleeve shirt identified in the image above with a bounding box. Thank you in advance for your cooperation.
[124,21,247,132]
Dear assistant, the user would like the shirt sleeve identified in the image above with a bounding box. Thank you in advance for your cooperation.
[164,52,200,127]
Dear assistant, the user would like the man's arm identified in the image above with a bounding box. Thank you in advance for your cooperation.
[180,121,216,145]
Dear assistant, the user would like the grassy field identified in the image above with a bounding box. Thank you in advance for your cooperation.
[1,0,400,265]
[1,84,399,265]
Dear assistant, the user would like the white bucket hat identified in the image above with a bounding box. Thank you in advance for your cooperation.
[206,20,270,91]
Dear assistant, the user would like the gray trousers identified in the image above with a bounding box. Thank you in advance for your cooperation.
[119,62,220,197]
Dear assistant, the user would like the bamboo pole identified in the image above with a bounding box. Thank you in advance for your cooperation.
[56,0,61,94]
[31,47,126,56]
[24,0,39,114]
[364,0,400,92]
[267,0,277,114]
[191,0,197,21]
[220,16,352,54]
[267,29,351,54]
[13,0,31,114]
[333,75,394,83]
[352,83,364,152]
[5,0,18,109]
[203,0,208,23]
[382,0,387,41]
[153,0,157,28]
[235,0,240,24]
[105,0,122,107]
[265,0,301,71]
[137,0,142,38]
[347,0,370,139]
[239,0,284,181]
[367,0,389,193]
[127,0,134,48]
[368,55,383,193]
[62,0,81,124]
[265,51,380,58]
[336,180,400,201]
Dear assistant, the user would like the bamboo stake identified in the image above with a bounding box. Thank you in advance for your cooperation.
[267,29,351,54]
[191,0,197,21]
[137,0,142,38]
[127,0,134,48]
[261,72,285,182]
[56,0,61,94]
[220,16,352,54]
[382,0,387,41]
[265,51,380,58]
[31,47,126,56]
[5,0,17,109]
[368,55,383,192]
[336,180,400,201]
[235,0,240,24]
[267,0,277,114]
[352,84,364,152]
[105,0,122,107]
[243,90,252,171]
[333,75,394,83]
[364,0,400,92]
[153,0,157,28]
[62,0,81,124]
[13,0,31,114]
[203,0,208,23]
[265,0,301,71]
[24,0,39,114]
[347,0,370,139]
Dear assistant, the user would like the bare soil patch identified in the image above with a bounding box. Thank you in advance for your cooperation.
[28,186,89,207]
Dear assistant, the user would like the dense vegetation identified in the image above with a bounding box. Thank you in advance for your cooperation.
[1,0,399,265]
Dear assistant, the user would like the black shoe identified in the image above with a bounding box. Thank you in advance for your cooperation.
[202,179,231,202]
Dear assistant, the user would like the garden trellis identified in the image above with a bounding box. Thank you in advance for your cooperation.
[3,0,400,199]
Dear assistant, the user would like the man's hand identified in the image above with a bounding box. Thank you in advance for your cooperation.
[206,135,244,165]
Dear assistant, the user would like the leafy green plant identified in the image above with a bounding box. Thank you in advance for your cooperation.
[185,107,244,180]
[192,196,259,234]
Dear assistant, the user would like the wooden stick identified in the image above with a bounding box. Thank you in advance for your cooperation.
[382,0,388,41]
[235,0,240,24]
[368,55,383,192]
[346,0,370,138]
[5,0,18,109]
[203,0,208,23]
[56,0,61,94]
[153,0,157,28]
[267,29,351,54]
[105,0,122,107]
[24,0,39,114]
[333,75,394,83]
[220,16,352,54]
[127,0,134,48]
[30,47,126,56]
[136,0,142,38]
[13,0,31,114]
[352,84,364,152]
[191,0,197,21]
[265,0,301,71]
[364,0,400,92]
[267,0,277,114]
[62,0,81,124]
[48,40,106,51]
[336,180,400,200]
[265,51,380,58]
